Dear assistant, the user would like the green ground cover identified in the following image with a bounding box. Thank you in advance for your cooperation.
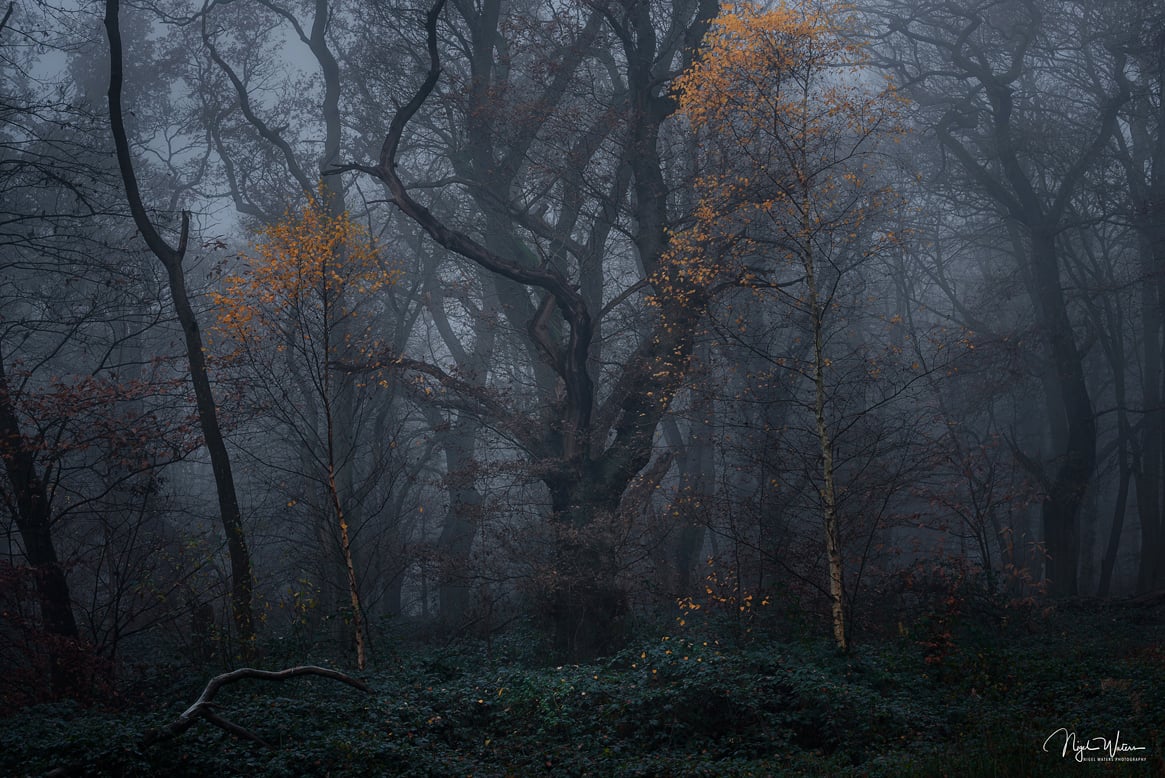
[3,602,1163,777]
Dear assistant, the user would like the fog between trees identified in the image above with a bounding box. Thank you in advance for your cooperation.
[1,0,1163,698]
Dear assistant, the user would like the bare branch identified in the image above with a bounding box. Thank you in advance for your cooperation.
[200,9,314,197]
[368,0,595,460]
[0,2,14,37]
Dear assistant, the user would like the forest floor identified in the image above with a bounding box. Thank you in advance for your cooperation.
[4,597,1164,777]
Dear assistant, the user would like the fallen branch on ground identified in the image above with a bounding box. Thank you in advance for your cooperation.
[45,665,370,777]
[141,665,370,748]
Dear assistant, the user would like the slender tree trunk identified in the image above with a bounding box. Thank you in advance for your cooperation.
[326,461,366,670]
[105,0,254,648]
[795,73,846,650]
[1099,309,1134,597]
[1099,450,1131,597]
[804,243,847,653]
[163,256,256,648]
[320,260,366,669]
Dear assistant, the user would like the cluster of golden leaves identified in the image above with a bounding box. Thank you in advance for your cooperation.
[653,1,904,310]
[673,2,859,132]
[212,188,398,363]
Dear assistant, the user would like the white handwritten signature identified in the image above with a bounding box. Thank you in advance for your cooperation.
[1043,728,1148,762]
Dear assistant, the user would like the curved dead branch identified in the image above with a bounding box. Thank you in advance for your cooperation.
[45,666,370,777]
[139,665,370,748]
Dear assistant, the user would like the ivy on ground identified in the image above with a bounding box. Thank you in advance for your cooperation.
[3,604,1163,777]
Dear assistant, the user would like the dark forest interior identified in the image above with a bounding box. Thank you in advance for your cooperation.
[1,0,1163,774]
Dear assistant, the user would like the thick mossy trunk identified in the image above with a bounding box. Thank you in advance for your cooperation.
[544,479,630,661]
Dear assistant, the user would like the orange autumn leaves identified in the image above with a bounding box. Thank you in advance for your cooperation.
[655,1,902,303]
[673,2,868,132]
[213,192,398,364]
[666,2,903,653]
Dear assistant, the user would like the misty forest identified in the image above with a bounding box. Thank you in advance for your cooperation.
[2,0,1164,774]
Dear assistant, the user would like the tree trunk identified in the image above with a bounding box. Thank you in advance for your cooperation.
[545,479,629,661]
[1099,450,1131,596]
[1141,28,1165,591]
[1029,229,1096,596]
[1098,306,1135,597]
[436,419,483,625]
[0,359,81,694]
[804,241,847,653]
[664,411,713,596]
[105,0,255,648]
[366,0,718,661]
[164,256,257,649]
[1135,205,1165,591]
